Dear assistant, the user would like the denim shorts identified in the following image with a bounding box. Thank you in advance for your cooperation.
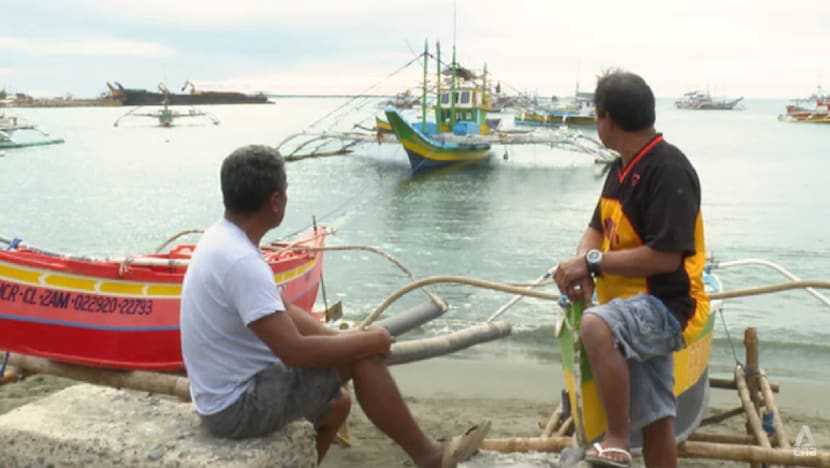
[200,363,342,439]
[585,293,685,431]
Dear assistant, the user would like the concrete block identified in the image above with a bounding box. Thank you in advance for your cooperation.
[0,383,316,467]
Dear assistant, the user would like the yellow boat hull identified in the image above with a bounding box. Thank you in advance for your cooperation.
[558,301,716,448]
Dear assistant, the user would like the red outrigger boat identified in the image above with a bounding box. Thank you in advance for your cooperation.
[0,228,327,371]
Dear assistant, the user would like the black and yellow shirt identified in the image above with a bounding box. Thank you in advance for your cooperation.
[589,134,709,344]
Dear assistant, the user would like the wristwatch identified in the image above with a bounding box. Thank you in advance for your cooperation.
[585,249,603,277]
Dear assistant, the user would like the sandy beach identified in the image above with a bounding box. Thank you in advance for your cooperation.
[321,357,830,467]
[0,356,827,467]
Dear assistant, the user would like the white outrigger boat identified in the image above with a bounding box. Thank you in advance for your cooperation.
[113,95,220,128]
[0,113,64,149]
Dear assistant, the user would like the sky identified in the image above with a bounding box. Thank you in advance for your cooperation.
[2,0,829,99]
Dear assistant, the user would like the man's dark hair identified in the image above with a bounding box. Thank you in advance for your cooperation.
[593,70,655,131]
[220,145,286,214]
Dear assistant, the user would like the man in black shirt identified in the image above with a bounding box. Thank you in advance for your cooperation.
[554,71,709,468]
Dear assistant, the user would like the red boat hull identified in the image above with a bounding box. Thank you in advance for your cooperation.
[0,228,326,371]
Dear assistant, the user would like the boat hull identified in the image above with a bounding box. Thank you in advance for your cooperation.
[0,138,65,149]
[779,114,830,124]
[514,113,596,127]
[557,299,717,450]
[0,228,326,371]
[384,109,491,172]
[108,83,271,106]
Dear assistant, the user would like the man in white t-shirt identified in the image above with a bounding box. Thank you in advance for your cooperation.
[180,145,488,467]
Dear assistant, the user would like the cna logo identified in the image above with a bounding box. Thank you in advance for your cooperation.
[794,425,817,457]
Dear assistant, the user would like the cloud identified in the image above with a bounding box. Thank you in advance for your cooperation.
[207,65,418,96]
[76,1,446,28]
[0,36,174,57]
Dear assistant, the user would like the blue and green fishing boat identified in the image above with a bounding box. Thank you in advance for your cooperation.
[384,41,496,172]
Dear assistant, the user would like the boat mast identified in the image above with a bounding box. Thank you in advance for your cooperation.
[422,39,428,133]
[450,45,457,128]
[436,41,442,129]
[450,0,457,128]
[482,63,488,109]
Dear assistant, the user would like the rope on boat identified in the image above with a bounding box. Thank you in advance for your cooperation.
[718,305,745,369]
[305,53,427,131]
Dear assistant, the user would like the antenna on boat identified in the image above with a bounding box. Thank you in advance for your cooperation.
[453,0,457,50]
[450,0,457,128]
[436,41,442,130]
[422,39,428,134]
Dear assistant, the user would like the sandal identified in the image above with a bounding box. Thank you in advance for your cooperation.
[584,442,632,468]
[440,421,491,468]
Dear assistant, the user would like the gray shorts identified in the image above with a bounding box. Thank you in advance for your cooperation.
[585,293,685,431]
[200,363,342,439]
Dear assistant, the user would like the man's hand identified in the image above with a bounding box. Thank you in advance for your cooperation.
[553,255,595,304]
[363,325,393,358]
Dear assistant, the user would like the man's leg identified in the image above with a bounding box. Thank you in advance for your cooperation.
[580,313,630,463]
[314,391,351,462]
[338,356,443,468]
[642,416,677,468]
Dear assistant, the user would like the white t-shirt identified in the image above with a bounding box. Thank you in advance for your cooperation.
[180,218,285,415]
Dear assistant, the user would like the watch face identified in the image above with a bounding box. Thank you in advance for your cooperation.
[587,250,601,263]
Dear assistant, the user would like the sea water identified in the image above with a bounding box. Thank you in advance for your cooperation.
[1,97,828,384]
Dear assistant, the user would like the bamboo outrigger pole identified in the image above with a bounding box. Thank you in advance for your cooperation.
[6,354,191,401]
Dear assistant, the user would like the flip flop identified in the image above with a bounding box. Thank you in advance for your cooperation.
[440,421,492,468]
[584,442,632,468]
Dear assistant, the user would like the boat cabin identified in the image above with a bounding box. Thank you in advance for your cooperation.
[435,85,489,135]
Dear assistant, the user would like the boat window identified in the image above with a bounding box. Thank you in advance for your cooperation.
[440,92,450,105]
[460,91,471,105]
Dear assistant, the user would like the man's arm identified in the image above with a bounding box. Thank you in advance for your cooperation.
[554,226,603,303]
[249,311,391,368]
[554,226,681,302]
[286,303,338,336]
[598,245,682,277]
[576,226,603,256]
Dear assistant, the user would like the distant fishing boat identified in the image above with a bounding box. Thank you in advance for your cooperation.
[382,89,421,110]
[113,95,220,127]
[0,227,327,371]
[515,85,597,128]
[778,87,830,124]
[0,113,64,149]
[675,90,743,110]
[106,81,271,106]
[375,116,394,135]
